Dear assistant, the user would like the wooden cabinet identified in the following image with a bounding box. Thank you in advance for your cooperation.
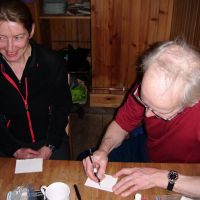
[27,0,200,108]
[31,0,91,50]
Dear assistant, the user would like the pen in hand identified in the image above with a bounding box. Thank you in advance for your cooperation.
[89,149,101,187]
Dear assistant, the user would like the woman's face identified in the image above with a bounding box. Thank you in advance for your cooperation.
[0,20,33,63]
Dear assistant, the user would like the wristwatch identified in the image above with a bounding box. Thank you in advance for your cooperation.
[45,144,56,152]
[167,170,179,191]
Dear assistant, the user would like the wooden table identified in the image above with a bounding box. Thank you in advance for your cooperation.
[0,158,200,200]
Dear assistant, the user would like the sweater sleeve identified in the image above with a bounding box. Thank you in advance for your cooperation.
[115,92,145,132]
[0,114,21,156]
[45,58,72,148]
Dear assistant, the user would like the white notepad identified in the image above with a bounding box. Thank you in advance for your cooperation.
[15,158,43,174]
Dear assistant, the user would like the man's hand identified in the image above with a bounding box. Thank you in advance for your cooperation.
[83,149,108,182]
[112,167,168,197]
[13,148,40,159]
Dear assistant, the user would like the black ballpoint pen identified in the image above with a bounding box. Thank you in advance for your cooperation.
[74,184,81,200]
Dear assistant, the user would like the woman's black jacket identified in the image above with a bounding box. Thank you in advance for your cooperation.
[0,40,72,156]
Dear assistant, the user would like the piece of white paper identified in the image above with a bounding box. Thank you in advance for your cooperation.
[15,158,43,174]
[181,196,193,200]
[84,174,118,192]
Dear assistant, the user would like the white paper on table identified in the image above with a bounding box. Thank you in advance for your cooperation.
[15,158,43,174]
[180,196,194,200]
[84,174,118,192]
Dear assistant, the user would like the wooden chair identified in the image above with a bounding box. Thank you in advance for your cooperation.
[65,73,73,159]
[65,117,73,159]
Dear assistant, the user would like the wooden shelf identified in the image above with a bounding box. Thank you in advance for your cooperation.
[39,15,91,20]
[90,93,125,108]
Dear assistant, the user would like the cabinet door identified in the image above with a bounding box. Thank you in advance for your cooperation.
[90,0,173,107]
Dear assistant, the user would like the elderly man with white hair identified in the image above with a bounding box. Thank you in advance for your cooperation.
[83,40,200,198]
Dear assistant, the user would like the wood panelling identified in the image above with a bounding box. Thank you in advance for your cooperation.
[29,0,200,107]
[170,0,200,48]
[25,1,41,43]
[92,0,174,90]
[39,18,91,50]
[50,19,91,50]
[90,0,173,107]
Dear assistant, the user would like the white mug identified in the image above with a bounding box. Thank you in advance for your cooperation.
[41,182,70,200]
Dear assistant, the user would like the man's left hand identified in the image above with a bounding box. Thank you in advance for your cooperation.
[112,167,168,197]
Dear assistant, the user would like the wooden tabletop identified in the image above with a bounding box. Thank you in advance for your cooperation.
[0,158,200,200]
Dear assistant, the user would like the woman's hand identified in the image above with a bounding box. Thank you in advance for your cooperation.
[37,146,53,160]
[83,149,108,182]
[13,148,40,159]
[112,167,168,197]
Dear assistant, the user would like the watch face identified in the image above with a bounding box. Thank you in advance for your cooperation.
[168,170,178,180]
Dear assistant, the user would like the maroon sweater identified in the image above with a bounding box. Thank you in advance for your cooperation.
[115,93,200,163]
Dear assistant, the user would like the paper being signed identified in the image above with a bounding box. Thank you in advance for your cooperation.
[85,174,118,192]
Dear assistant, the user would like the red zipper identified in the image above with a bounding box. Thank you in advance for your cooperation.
[6,120,11,128]
[1,64,35,143]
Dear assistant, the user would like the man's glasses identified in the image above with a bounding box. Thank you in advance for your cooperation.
[132,85,183,121]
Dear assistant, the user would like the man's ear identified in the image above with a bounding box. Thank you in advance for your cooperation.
[29,23,35,39]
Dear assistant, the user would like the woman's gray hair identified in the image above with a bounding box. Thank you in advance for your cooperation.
[139,39,200,107]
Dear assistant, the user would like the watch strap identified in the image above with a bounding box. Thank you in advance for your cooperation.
[167,170,178,191]
[167,180,175,191]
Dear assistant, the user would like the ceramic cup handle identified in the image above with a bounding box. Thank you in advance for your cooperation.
[40,186,47,200]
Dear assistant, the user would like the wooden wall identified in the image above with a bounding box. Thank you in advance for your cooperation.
[90,0,173,107]
[41,19,91,50]
[25,1,41,43]
[28,0,200,107]
[91,0,173,90]
[170,0,200,48]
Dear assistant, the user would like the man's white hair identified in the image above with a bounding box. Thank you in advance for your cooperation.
[139,39,200,107]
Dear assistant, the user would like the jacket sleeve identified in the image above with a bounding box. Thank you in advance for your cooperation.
[46,58,72,148]
[0,114,21,156]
